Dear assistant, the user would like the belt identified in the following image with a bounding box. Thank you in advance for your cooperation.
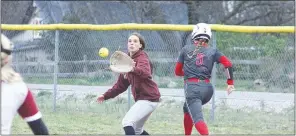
[185,78,210,83]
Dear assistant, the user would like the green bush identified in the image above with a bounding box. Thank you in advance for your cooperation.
[153,62,175,77]
[37,91,52,98]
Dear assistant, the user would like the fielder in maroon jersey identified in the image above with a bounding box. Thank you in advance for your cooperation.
[97,32,161,135]
[175,23,235,135]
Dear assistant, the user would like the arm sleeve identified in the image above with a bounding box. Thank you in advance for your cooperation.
[175,48,185,76]
[177,48,185,64]
[131,54,152,79]
[103,74,130,100]
[175,62,184,76]
[214,49,234,85]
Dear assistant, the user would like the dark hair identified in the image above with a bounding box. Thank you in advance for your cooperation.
[130,32,146,50]
[130,32,154,73]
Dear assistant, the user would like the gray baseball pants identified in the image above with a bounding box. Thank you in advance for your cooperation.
[183,81,214,123]
[122,100,158,135]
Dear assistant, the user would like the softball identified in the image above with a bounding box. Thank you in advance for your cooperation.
[98,47,109,58]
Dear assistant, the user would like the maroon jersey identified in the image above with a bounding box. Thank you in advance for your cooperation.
[103,50,161,102]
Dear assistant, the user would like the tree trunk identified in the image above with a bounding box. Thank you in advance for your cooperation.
[181,1,200,47]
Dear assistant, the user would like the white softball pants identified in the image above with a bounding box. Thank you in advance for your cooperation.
[122,100,158,135]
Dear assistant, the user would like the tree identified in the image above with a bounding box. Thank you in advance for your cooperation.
[181,1,200,47]
[182,1,295,46]
[57,13,96,73]
[121,1,182,53]
[220,1,294,26]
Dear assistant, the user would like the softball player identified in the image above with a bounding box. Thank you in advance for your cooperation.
[97,32,161,135]
[175,23,235,135]
[1,34,49,135]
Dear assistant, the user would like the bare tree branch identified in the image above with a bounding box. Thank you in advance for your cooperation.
[221,1,248,24]
[121,1,138,23]
[235,11,275,25]
[279,16,294,25]
[86,2,98,24]
[243,2,278,9]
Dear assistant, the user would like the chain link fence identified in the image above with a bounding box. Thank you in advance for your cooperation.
[7,29,295,121]
[2,0,294,134]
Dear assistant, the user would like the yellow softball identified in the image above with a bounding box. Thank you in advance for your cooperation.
[98,47,109,58]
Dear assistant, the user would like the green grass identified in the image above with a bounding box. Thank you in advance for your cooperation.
[11,94,294,135]
[24,76,294,93]
[23,77,115,86]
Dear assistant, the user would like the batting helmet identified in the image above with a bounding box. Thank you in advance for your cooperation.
[191,23,212,42]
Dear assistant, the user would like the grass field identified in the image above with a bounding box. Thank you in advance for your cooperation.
[11,93,294,135]
[23,76,294,93]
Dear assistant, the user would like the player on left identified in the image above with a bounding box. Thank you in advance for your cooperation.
[1,34,49,135]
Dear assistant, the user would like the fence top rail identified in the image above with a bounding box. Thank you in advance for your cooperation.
[1,23,294,33]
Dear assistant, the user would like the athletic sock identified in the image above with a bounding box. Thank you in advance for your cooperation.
[123,126,135,135]
[194,120,209,135]
[184,113,194,135]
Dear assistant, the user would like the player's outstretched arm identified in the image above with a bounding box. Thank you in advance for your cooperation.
[102,74,130,101]
[18,90,49,135]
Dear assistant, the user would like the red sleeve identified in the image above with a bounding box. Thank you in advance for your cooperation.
[218,56,232,67]
[175,62,184,76]
[103,74,130,100]
[227,79,234,85]
[132,54,152,79]
[219,56,234,85]
[18,90,42,122]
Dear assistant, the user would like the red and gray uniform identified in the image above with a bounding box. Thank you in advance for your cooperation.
[175,44,233,123]
[1,81,49,135]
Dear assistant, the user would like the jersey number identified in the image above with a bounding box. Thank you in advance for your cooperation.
[196,53,205,66]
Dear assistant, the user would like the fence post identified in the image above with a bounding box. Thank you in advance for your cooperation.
[127,87,131,109]
[83,55,88,76]
[210,31,217,122]
[53,30,59,112]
